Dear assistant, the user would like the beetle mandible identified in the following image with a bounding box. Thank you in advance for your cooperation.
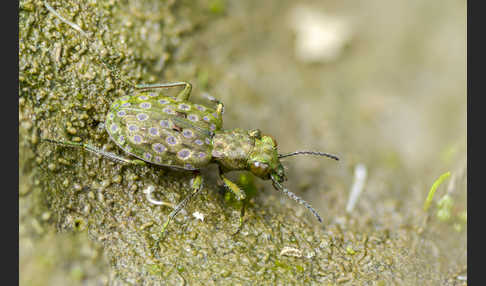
[42,2,339,235]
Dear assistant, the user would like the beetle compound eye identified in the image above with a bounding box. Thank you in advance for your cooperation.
[250,161,269,177]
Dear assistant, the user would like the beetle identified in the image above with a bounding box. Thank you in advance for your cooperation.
[42,2,339,235]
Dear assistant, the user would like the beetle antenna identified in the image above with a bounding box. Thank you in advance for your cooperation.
[271,176,323,223]
[278,151,339,161]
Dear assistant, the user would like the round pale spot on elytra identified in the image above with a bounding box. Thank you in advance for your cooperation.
[152,143,166,153]
[178,103,191,111]
[138,95,148,100]
[118,135,125,144]
[140,102,151,109]
[117,110,127,117]
[187,114,199,122]
[205,138,211,145]
[195,105,206,112]
[148,127,159,136]
[121,102,130,107]
[128,124,139,132]
[160,120,170,128]
[198,152,206,159]
[110,123,119,133]
[203,115,210,122]
[111,102,120,109]
[163,107,175,115]
[158,99,169,105]
[120,96,130,101]
[182,129,194,138]
[194,139,204,146]
[166,136,178,145]
[108,113,114,120]
[210,123,216,131]
[132,134,143,144]
[137,113,149,121]
[154,156,162,163]
[149,92,157,97]
[177,149,191,160]
[143,152,152,161]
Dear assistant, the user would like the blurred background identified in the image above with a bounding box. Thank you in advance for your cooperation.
[192,1,466,278]
[20,0,466,284]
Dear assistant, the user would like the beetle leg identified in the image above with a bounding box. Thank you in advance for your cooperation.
[232,201,246,236]
[215,101,224,122]
[160,172,203,235]
[218,169,246,201]
[42,139,146,165]
[203,93,224,122]
[218,168,246,234]
[134,82,193,101]
[132,82,224,121]
[220,174,246,200]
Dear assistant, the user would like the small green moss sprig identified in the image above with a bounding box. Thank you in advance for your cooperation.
[423,171,450,212]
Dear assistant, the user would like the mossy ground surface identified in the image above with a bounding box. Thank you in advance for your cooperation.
[20,0,466,285]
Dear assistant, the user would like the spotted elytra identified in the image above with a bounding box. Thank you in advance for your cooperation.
[42,2,339,236]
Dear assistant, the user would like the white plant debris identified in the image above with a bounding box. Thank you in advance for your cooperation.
[346,163,367,213]
[142,185,174,208]
[280,246,303,258]
[192,211,205,222]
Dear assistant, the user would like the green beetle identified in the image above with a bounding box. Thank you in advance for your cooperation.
[42,2,339,235]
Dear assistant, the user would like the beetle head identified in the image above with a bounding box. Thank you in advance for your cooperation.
[247,130,284,181]
[247,129,340,223]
